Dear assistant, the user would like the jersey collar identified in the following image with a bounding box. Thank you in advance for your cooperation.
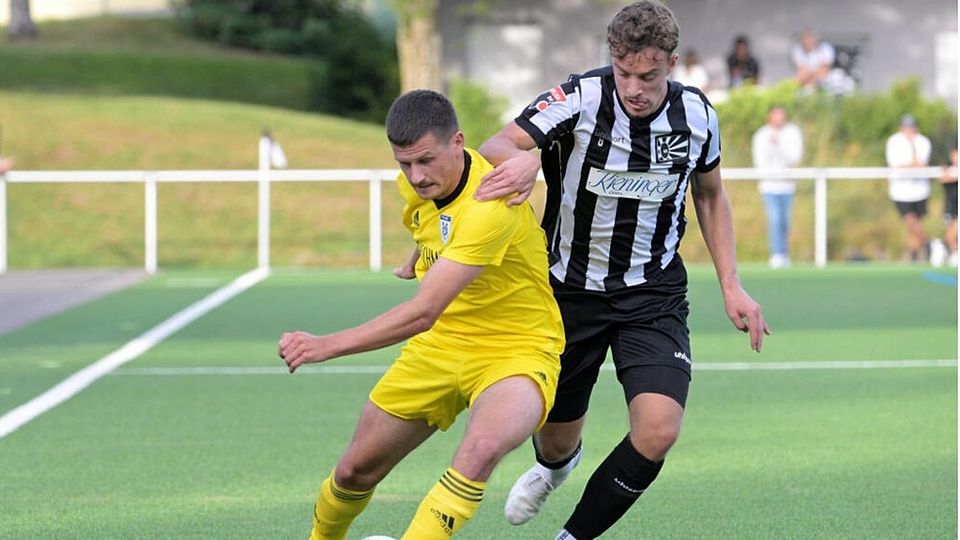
[433,150,471,210]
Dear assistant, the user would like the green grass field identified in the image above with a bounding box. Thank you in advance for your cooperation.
[0,265,955,539]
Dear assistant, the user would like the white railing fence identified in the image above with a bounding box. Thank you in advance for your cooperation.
[0,139,943,273]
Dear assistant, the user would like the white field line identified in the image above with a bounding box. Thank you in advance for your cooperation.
[0,268,270,439]
[110,358,958,377]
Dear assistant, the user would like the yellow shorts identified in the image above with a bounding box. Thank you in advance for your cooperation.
[369,340,560,431]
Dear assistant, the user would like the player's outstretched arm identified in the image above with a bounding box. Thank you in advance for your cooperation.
[279,258,484,372]
[691,167,771,352]
[476,122,540,206]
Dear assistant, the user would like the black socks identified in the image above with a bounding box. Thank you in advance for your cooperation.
[563,434,664,539]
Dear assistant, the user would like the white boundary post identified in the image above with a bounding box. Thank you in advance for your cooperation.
[0,175,6,274]
[368,170,382,272]
[814,172,828,268]
[144,173,158,274]
[257,135,271,270]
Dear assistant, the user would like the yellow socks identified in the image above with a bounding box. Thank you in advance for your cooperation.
[307,467,484,540]
[402,468,485,539]
[309,471,374,540]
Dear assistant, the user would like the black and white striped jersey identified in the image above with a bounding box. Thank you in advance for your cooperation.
[515,66,721,292]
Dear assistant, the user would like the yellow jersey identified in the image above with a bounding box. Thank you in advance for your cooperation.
[397,148,564,356]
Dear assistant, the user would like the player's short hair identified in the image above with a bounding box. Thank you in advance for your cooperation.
[607,1,680,59]
[386,90,459,147]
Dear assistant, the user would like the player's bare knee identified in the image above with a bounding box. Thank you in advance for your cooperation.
[458,435,509,472]
[629,424,679,460]
[334,458,381,491]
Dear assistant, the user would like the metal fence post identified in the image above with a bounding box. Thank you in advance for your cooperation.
[814,172,828,268]
[369,171,383,272]
[0,175,6,274]
[144,173,158,273]
[257,135,271,270]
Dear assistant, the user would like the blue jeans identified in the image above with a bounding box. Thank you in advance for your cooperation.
[762,192,794,257]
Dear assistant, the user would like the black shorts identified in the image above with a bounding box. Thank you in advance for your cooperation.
[944,183,957,221]
[546,269,692,423]
[894,199,928,218]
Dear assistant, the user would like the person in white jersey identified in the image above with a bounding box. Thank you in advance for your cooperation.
[885,114,932,262]
[475,2,770,538]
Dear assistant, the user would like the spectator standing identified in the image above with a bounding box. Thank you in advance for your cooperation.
[885,114,932,262]
[752,105,804,268]
[938,147,958,266]
[727,35,760,87]
[672,48,711,91]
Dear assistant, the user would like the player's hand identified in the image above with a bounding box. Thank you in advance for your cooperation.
[475,152,540,206]
[393,264,416,279]
[278,331,331,373]
[722,286,771,352]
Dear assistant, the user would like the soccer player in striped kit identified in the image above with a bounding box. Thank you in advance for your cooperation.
[476,2,770,538]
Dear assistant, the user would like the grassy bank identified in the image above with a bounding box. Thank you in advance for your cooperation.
[0,91,411,268]
[0,17,315,111]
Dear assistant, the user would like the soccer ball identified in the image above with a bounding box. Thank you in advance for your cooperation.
[359,537,397,540]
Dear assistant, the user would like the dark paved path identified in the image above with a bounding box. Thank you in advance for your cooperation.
[0,269,148,336]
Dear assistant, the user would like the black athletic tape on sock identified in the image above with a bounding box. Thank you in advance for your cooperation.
[534,438,582,470]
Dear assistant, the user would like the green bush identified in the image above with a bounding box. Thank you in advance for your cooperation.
[256,27,305,54]
[448,78,509,148]
[175,0,399,122]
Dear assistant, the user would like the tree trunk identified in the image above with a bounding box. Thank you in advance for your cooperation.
[8,0,38,40]
[394,0,443,92]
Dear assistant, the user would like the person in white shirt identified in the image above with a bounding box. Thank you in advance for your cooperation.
[792,30,835,92]
[885,114,932,262]
[752,105,803,268]
[671,49,710,91]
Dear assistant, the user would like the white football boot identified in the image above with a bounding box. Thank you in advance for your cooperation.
[504,447,582,525]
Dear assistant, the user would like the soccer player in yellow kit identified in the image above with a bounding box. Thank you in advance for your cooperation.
[278,89,564,540]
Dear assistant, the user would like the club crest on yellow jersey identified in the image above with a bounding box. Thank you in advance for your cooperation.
[440,214,452,244]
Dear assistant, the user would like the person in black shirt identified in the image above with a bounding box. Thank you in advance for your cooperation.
[727,34,760,87]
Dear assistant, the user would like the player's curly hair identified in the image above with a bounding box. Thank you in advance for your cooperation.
[607,1,680,59]
[386,90,459,147]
